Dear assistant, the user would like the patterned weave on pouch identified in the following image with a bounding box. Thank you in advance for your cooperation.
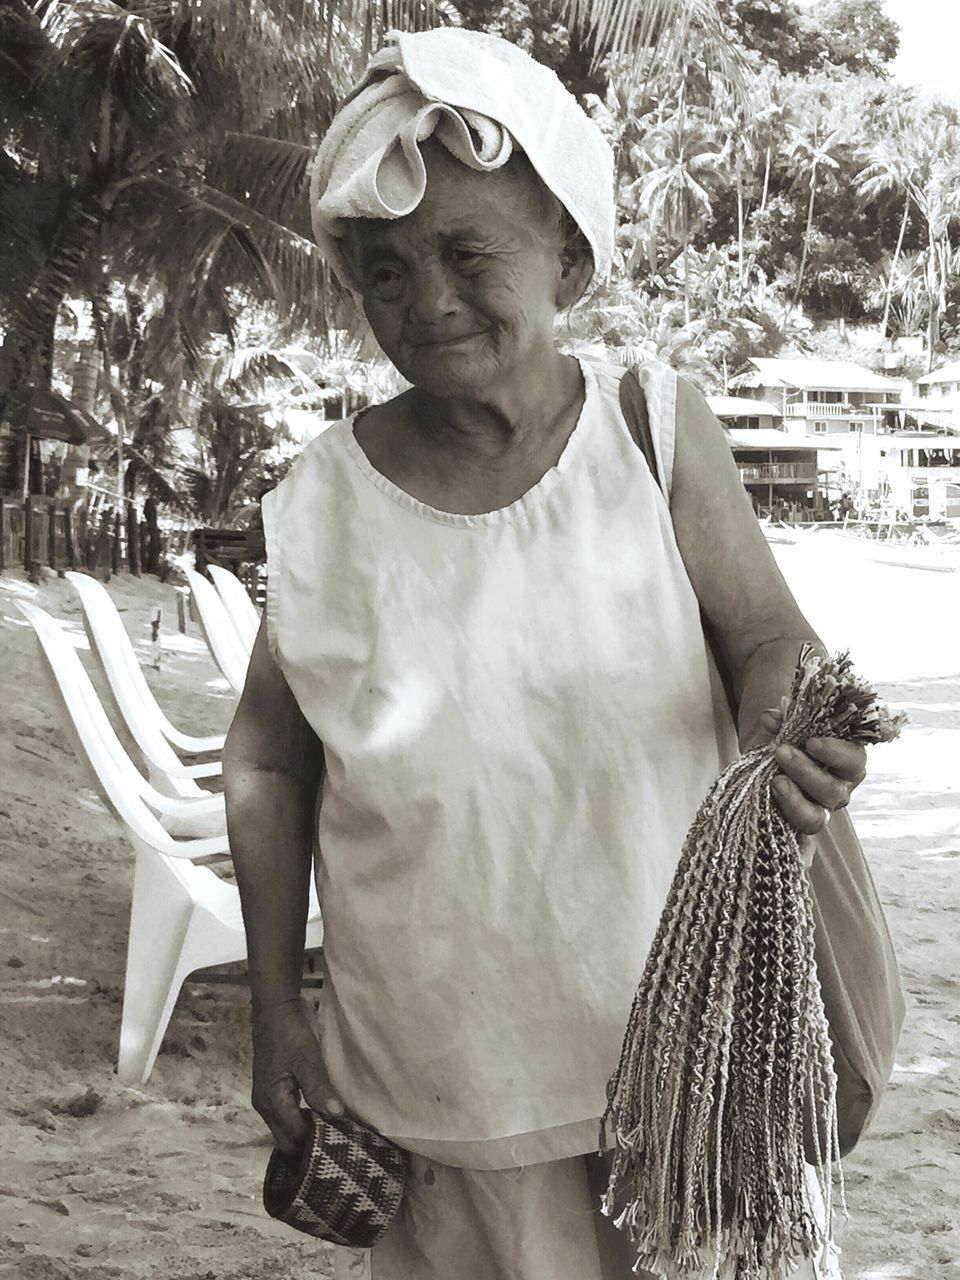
[263,1110,408,1248]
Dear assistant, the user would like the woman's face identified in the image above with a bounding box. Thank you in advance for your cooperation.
[346,143,572,400]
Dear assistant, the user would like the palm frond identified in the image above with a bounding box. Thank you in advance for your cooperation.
[207,344,323,397]
[162,0,406,130]
[117,175,330,334]
[563,0,748,104]
[35,1,194,165]
[0,0,48,92]
[209,134,314,238]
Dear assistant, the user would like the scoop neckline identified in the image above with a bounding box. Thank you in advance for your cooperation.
[339,357,596,528]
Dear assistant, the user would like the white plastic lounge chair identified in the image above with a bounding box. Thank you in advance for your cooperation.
[18,601,323,1084]
[208,563,261,654]
[184,567,251,695]
[19,601,225,838]
[65,571,224,799]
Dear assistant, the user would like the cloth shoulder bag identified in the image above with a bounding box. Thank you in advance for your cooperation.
[618,367,906,1156]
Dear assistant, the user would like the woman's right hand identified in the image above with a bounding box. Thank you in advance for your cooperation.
[251,997,345,1155]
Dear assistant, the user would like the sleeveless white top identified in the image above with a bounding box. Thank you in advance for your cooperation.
[262,358,737,1169]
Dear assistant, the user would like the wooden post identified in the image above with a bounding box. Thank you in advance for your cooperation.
[126,502,140,576]
[0,496,5,574]
[143,497,160,574]
[94,508,112,579]
[64,503,76,570]
[78,503,90,568]
[150,608,161,669]
[23,496,34,580]
[21,431,30,501]
[112,509,122,575]
[47,500,57,571]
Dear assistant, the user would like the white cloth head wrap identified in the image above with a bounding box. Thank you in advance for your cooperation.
[309,28,615,291]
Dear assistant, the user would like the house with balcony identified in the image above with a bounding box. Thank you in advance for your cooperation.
[915,361,960,432]
[707,393,842,517]
[730,358,904,441]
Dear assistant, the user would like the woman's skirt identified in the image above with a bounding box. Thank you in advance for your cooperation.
[332,1152,843,1280]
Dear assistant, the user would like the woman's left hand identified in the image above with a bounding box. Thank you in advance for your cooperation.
[757,707,868,839]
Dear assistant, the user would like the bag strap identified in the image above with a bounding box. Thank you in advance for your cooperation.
[618,368,660,490]
[619,366,740,720]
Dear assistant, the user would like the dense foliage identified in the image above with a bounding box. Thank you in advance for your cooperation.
[571,0,960,381]
[1,0,958,520]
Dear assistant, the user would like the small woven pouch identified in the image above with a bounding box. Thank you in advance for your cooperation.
[263,1110,408,1248]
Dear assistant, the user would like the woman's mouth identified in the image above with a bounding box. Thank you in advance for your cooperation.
[414,332,485,348]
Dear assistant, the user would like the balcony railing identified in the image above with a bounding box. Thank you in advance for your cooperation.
[785,402,882,418]
[738,462,818,482]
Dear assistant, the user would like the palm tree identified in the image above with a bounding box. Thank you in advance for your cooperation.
[856,98,920,347]
[0,0,457,420]
[179,344,328,524]
[0,0,743,401]
[750,67,785,219]
[898,107,960,370]
[864,250,926,342]
[635,102,721,322]
[784,117,845,311]
[715,80,768,293]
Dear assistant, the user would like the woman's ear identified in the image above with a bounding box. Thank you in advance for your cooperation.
[556,251,594,309]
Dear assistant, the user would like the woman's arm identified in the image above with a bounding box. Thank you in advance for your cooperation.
[223,618,342,1153]
[669,378,866,833]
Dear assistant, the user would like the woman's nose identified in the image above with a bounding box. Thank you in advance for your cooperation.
[407,262,460,324]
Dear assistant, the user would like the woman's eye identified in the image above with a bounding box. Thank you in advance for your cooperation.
[365,264,403,300]
[451,249,484,269]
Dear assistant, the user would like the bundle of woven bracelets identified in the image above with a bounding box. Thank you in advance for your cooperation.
[601,645,905,1280]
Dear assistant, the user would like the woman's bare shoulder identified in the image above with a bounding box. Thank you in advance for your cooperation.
[353,388,417,439]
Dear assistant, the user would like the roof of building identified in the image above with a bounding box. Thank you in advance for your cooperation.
[14,387,106,445]
[707,395,781,419]
[884,434,960,449]
[916,360,960,385]
[726,429,843,451]
[736,358,902,394]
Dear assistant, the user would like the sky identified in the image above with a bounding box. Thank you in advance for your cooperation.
[882,0,960,103]
[793,0,960,102]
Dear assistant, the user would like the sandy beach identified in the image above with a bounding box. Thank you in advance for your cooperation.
[1,542,958,1279]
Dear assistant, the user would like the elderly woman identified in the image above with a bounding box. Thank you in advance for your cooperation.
[223,28,865,1280]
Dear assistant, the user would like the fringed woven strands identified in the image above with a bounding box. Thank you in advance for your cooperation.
[601,645,905,1280]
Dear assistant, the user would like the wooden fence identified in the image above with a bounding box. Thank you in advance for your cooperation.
[1,498,265,607]
[0,495,178,580]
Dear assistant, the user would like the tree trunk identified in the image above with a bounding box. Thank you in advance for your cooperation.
[879,193,910,348]
[0,195,104,417]
[925,223,940,373]
[792,166,818,310]
[681,195,690,326]
[736,168,745,291]
[760,147,771,214]
[71,338,101,413]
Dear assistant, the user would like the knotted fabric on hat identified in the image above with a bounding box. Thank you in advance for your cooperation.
[309,28,615,291]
